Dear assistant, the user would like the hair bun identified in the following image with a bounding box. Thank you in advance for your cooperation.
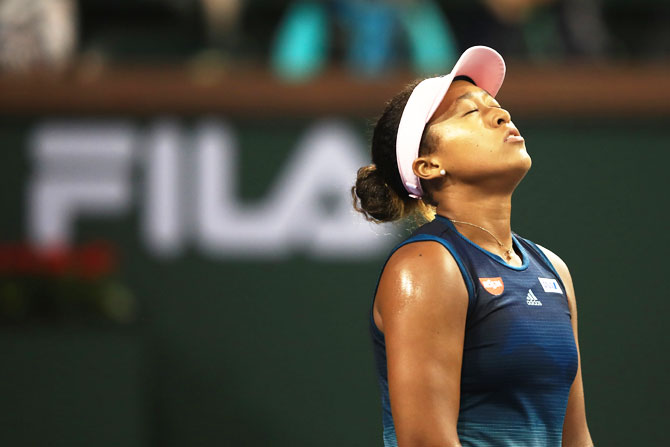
[351,164,404,223]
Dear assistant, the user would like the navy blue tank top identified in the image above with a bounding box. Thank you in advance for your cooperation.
[370,214,578,447]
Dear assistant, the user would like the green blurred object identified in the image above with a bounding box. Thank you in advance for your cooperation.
[400,0,458,75]
[523,6,566,61]
[271,2,328,81]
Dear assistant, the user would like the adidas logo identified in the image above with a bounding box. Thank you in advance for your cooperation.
[526,289,542,306]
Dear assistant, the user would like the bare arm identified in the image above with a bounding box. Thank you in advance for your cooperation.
[538,245,594,447]
[374,241,469,447]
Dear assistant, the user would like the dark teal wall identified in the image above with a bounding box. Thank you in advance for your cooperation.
[0,117,667,446]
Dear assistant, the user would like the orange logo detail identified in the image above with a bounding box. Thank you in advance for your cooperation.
[479,277,504,295]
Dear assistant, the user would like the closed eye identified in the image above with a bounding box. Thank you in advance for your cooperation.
[464,109,478,116]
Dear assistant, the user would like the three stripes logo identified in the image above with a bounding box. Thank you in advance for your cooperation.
[526,289,543,306]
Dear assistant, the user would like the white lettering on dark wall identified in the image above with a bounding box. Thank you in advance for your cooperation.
[28,119,394,259]
[28,122,135,247]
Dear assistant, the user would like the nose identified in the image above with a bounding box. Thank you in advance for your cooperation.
[491,107,511,127]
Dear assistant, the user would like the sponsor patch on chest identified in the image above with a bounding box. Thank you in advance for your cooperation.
[538,277,563,294]
[479,277,504,295]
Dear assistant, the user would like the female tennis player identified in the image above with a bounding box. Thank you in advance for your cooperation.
[352,46,593,447]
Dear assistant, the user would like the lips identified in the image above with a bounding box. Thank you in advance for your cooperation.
[504,128,524,143]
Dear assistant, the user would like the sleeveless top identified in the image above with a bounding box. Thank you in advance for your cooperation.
[370,214,578,447]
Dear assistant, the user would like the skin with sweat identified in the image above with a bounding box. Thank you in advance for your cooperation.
[373,80,593,446]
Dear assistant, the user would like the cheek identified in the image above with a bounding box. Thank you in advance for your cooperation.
[439,128,493,165]
[440,124,491,148]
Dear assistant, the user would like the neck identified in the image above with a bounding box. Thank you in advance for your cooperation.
[434,184,513,253]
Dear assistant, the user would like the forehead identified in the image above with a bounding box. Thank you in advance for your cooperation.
[445,80,490,103]
[429,80,493,123]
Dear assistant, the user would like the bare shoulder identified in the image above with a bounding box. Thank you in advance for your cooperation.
[535,243,577,305]
[535,244,569,277]
[536,244,570,282]
[374,240,469,333]
[382,240,466,287]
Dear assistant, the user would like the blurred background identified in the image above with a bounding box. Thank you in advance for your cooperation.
[0,0,668,446]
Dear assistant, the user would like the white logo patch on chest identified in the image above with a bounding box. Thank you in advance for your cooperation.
[538,277,563,294]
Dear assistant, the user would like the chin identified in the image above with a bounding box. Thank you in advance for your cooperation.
[506,151,532,184]
[514,143,532,167]
[520,150,532,170]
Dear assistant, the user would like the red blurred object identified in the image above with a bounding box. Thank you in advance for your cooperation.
[0,241,117,279]
[77,242,116,279]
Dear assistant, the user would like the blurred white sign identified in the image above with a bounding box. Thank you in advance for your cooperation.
[28,119,395,259]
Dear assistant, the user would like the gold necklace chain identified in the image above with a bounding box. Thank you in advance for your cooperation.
[448,218,515,261]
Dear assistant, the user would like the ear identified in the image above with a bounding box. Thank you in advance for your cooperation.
[412,156,445,181]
